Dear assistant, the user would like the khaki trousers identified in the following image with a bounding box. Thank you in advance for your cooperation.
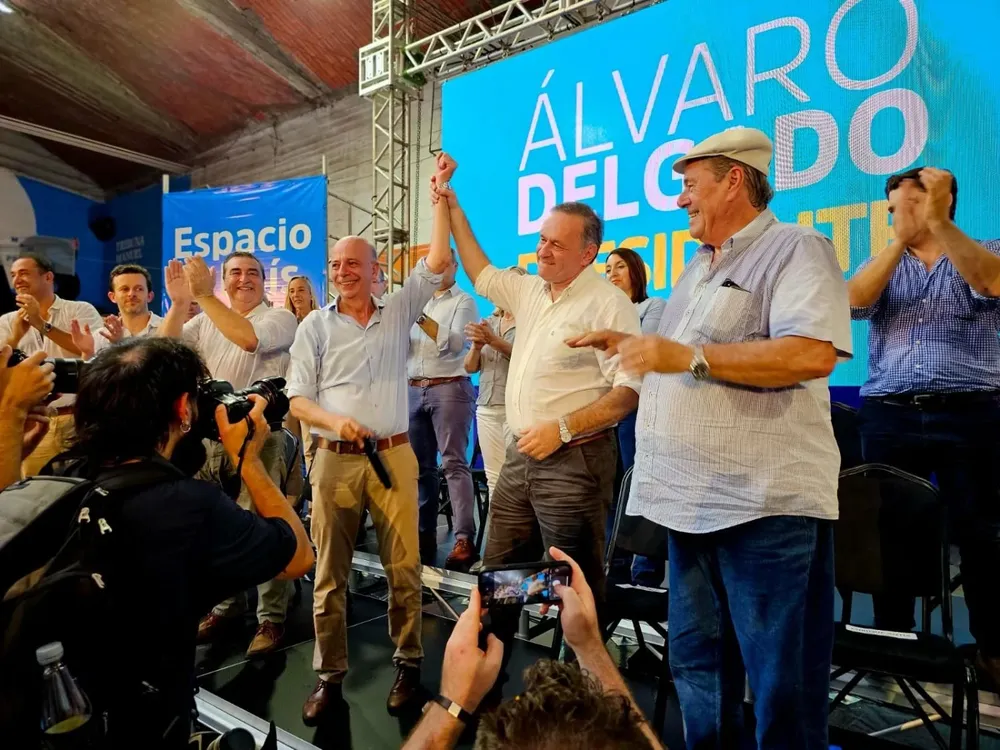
[198,434,291,624]
[21,413,74,477]
[311,443,423,682]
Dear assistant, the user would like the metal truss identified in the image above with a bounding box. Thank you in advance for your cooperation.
[405,0,663,81]
[360,0,661,284]
[360,0,417,290]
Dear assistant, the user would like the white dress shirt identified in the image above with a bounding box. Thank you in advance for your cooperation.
[407,286,478,379]
[91,312,164,354]
[286,260,442,440]
[0,296,103,408]
[182,303,297,389]
[0,296,103,358]
[474,266,642,435]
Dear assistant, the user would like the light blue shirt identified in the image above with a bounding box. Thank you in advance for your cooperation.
[407,286,479,379]
[636,296,665,334]
[286,260,442,439]
[851,241,1000,397]
[628,210,852,533]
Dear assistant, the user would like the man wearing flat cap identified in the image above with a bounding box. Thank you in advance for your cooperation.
[572,127,851,749]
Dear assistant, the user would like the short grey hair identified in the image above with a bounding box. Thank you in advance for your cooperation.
[703,156,774,209]
[552,202,603,249]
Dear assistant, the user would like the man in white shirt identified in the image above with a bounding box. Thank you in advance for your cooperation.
[158,250,299,658]
[0,252,102,476]
[407,254,479,569]
[286,232,453,722]
[69,264,163,358]
[431,154,641,692]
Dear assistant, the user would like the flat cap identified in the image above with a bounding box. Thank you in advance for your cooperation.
[672,127,773,176]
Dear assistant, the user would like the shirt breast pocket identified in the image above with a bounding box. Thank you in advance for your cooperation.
[697,286,757,343]
[543,324,587,371]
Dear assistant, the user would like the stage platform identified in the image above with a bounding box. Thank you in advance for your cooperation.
[191,527,1000,749]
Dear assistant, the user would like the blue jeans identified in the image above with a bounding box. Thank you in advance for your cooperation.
[668,515,834,750]
[859,396,1000,655]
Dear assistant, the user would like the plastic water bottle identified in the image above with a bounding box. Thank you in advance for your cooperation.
[37,641,94,748]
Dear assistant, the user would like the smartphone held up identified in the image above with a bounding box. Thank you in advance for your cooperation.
[477,562,572,608]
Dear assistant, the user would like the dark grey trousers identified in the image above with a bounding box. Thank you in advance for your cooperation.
[483,430,617,681]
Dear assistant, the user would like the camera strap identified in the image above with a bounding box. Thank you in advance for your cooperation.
[230,415,255,497]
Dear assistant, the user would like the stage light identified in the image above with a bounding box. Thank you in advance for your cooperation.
[0,2,14,14]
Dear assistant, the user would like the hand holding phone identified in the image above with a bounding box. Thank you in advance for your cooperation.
[477,561,572,608]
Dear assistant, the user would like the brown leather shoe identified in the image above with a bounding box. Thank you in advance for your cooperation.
[246,621,284,657]
[386,666,421,713]
[445,538,479,570]
[302,679,343,726]
[197,612,237,643]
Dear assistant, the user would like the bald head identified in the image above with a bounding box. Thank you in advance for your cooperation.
[331,235,379,302]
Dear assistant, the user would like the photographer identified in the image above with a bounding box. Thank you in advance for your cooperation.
[0,346,56,488]
[52,336,313,746]
[158,251,299,656]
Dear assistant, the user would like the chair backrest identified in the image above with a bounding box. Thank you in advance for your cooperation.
[831,401,864,470]
[605,467,669,575]
[834,463,951,635]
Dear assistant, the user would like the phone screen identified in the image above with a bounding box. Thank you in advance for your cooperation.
[478,563,572,607]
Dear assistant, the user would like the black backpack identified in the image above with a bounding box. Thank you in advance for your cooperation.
[0,460,183,747]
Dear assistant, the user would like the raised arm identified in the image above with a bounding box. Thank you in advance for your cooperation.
[424,174,454,276]
[432,153,491,284]
[847,240,905,309]
[186,258,259,352]
[158,260,194,339]
[922,168,1000,297]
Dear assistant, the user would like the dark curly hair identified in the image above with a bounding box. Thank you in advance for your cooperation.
[70,337,209,465]
[474,660,654,750]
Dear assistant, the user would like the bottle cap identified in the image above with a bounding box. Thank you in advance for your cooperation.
[36,641,64,666]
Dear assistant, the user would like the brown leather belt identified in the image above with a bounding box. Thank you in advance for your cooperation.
[564,429,612,450]
[316,432,409,455]
[408,376,468,388]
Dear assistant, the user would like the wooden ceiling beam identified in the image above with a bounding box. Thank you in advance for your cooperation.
[0,12,196,153]
[178,0,331,101]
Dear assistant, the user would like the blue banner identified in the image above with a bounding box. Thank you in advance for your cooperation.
[442,0,1000,386]
[162,175,327,310]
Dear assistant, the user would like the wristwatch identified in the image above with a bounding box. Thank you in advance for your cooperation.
[41,321,53,337]
[416,314,427,326]
[689,345,710,380]
[558,416,573,444]
[429,695,473,724]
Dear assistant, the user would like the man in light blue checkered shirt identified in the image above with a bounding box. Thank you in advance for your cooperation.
[849,166,1000,687]
[572,128,851,750]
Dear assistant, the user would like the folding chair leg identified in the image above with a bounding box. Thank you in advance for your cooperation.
[829,670,866,713]
[895,677,949,750]
[652,651,672,739]
[550,618,564,660]
[949,677,964,750]
[966,663,980,750]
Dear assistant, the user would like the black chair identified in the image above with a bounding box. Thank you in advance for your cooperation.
[436,439,489,549]
[830,464,979,750]
[550,466,672,735]
[831,401,864,470]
